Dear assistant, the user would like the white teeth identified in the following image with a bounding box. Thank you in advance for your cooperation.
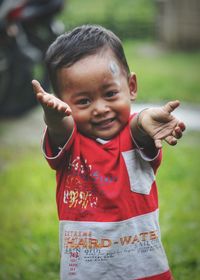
[98,119,113,125]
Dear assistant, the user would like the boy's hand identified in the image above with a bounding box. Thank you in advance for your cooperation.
[138,100,185,149]
[32,79,72,116]
[32,79,74,148]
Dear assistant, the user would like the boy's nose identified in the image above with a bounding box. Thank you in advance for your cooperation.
[92,100,110,116]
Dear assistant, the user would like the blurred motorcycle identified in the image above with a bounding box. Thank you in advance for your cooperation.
[0,0,65,117]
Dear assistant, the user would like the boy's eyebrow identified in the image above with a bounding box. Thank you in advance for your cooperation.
[101,80,120,90]
[70,91,91,98]
[62,84,90,97]
[70,81,120,97]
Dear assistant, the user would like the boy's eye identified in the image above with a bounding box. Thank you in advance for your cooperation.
[77,98,91,105]
[106,91,117,98]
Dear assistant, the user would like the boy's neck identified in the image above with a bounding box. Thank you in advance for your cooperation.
[96,138,110,144]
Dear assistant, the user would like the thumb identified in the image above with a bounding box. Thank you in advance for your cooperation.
[32,79,46,94]
[163,100,180,114]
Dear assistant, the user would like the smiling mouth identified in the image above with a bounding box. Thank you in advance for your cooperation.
[92,118,115,129]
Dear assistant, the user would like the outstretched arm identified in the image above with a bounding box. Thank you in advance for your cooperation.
[32,79,74,149]
[130,100,186,156]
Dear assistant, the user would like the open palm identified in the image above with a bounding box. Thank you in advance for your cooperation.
[140,101,185,148]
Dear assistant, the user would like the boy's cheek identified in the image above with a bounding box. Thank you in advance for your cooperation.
[72,112,87,125]
[114,99,131,114]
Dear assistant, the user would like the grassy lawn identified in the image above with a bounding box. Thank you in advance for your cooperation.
[0,131,200,279]
[0,148,59,280]
[158,132,200,279]
[124,40,200,103]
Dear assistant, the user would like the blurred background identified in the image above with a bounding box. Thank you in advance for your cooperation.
[0,0,200,279]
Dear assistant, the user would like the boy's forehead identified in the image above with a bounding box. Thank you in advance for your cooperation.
[109,61,120,75]
[59,53,122,83]
[75,51,120,69]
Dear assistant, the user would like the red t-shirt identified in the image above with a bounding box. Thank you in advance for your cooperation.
[43,116,173,280]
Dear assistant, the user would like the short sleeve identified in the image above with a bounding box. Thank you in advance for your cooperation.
[42,125,77,170]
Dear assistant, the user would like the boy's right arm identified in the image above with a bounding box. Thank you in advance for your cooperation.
[32,80,74,150]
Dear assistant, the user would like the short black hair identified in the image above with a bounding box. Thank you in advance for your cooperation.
[45,24,130,93]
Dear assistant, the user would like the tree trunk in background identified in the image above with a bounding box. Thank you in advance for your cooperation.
[156,0,200,50]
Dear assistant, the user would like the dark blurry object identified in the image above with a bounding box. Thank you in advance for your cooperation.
[0,0,64,117]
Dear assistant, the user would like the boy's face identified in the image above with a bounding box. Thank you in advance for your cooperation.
[58,50,137,140]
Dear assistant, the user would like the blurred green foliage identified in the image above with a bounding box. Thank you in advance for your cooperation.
[124,40,200,103]
[61,0,156,39]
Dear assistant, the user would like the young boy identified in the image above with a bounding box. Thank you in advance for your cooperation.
[32,25,185,280]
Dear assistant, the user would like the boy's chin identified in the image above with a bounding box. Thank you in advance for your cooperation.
[92,131,119,141]
[79,126,123,140]
[80,131,115,140]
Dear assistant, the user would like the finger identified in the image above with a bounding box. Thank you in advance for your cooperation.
[172,127,183,139]
[56,101,72,116]
[154,139,162,149]
[171,122,186,139]
[32,79,46,94]
[178,121,186,132]
[64,107,72,116]
[41,93,55,105]
[57,103,68,112]
[165,135,177,146]
[46,98,56,108]
[163,100,180,114]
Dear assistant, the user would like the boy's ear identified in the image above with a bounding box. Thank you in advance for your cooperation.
[128,72,137,101]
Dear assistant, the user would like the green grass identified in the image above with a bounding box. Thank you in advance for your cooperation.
[158,132,200,279]
[0,150,59,280]
[124,40,200,103]
[0,132,200,279]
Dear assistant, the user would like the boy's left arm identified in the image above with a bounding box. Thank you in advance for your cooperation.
[130,100,186,158]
